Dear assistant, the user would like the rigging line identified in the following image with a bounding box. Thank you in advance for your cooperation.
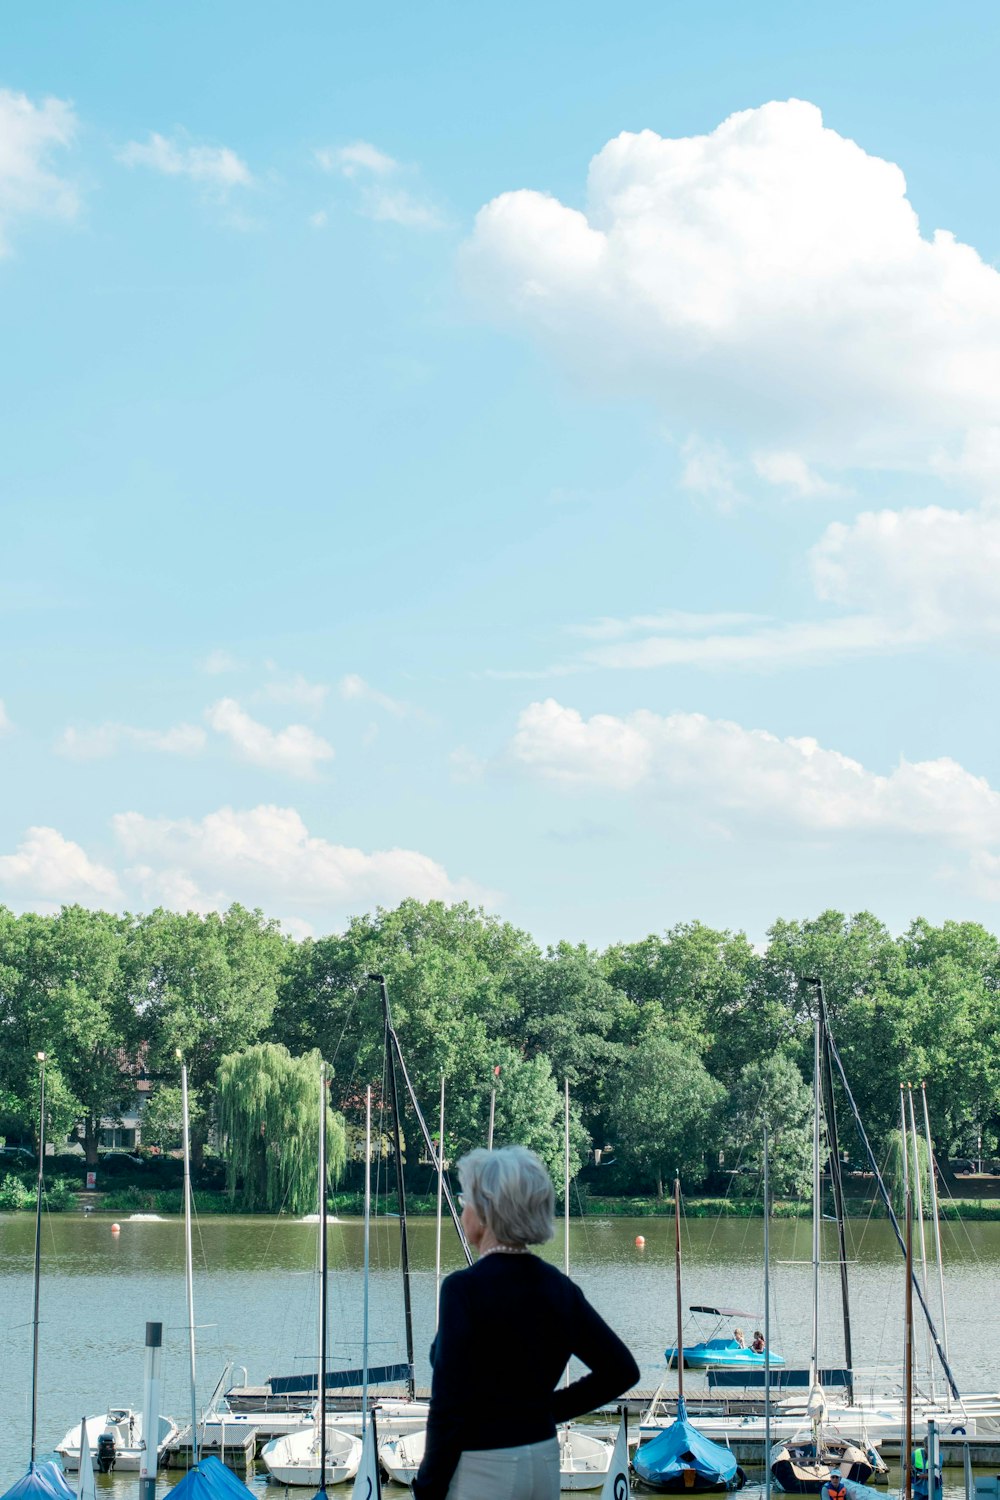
[825,1029,960,1401]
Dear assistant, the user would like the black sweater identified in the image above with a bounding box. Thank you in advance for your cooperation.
[412,1253,639,1500]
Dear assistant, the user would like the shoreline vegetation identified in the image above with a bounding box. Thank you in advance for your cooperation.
[8,1184,1000,1220]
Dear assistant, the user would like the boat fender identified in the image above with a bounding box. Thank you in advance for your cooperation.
[635,1236,645,1248]
[96,1433,116,1473]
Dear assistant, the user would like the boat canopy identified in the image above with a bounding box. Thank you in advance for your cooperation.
[0,1464,74,1500]
[267,1363,412,1394]
[689,1306,757,1318]
[633,1396,742,1490]
[168,1457,250,1500]
[708,1367,852,1390]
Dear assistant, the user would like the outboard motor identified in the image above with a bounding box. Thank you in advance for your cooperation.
[97,1433,116,1473]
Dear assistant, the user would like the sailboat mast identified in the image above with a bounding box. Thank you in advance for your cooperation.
[904,1188,913,1500]
[374,974,416,1398]
[763,1124,771,1500]
[674,1176,684,1407]
[435,1075,445,1326]
[362,1084,372,1439]
[563,1080,570,1278]
[29,1051,46,1467]
[921,1083,952,1406]
[907,1086,934,1400]
[810,1019,820,1386]
[817,982,854,1401]
[180,1059,199,1465]
[318,1060,328,1496]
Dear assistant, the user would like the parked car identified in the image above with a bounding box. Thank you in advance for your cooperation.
[949,1158,975,1175]
[0,1145,36,1161]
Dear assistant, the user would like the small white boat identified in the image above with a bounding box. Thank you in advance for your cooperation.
[558,1427,614,1491]
[261,1424,362,1486]
[56,1411,179,1472]
[379,1428,424,1486]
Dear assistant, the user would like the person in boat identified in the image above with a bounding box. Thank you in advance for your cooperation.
[828,1470,847,1500]
[732,1326,746,1348]
[751,1330,765,1353]
[413,1144,639,1500]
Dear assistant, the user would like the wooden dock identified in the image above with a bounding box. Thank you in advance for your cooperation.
[165,1426,256,1470]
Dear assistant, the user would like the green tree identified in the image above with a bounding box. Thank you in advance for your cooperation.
[603,1036,726,1197]
[725,1052,813,1197]
[126,905,287,1162]
[139,1083,186,1151]
[216,1044,346,1213]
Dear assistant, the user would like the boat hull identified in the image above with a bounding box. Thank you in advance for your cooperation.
[770,1438,876,1494]
[664,1340,786,1371]
[56,1413,178,1473]
[260,1426,361,1487]
[558,1428,614,1491]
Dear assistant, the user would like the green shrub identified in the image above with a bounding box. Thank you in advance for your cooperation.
[0,1174,31,1211]
[46,1179,77,1212]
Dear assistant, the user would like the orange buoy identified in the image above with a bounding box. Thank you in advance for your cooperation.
[635,1234,646,1248]
[111,1223,121,1235]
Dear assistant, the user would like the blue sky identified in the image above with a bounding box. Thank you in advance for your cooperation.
[2,1,999,946]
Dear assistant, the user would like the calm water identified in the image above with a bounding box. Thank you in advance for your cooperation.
[1,1212,996,1494]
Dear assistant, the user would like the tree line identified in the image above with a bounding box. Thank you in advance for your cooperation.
[0,899,997,1204]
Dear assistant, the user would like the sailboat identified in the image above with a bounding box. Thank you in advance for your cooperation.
[260,1061,362,1487]
[633,1178,744,1492]
[769,1023,876,1494]
[1,1054,75,1500]
[558,1081,615,1492]
[351,1085,383,1500]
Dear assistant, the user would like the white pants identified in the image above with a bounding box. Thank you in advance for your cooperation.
[445,1437,560,1500]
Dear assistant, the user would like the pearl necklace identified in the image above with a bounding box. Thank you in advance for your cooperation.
[478,1243,530,1258]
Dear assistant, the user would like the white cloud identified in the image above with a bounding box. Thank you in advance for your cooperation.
[119,132,252,189]
[316,141,399,178]
[509,699,1000,858]
[315,138,442,230]
[753,450,848,498]
[201,648,241,675]
[205,698,334,778]
[258,670,329,710]
[0,826,121,904]
[570,610,765,641]
[463,99,1000,490]
[0,89,77,255]
[58,722,206,759]
[679,437,743,507]
[114,803,484,917]
[0,700,10,735]
[362,186,443,230]
[339,673,407,716]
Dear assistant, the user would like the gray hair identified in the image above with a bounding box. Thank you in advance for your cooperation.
[458,1145,556,1247]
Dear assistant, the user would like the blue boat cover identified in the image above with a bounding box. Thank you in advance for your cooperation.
[633,1397,741,1489]
[168,1457,250,1500]
[822,1480,882,1500]
[0,1463,74,1500]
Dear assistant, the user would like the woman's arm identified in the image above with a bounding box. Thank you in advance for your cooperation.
[413,1272,474,1500]
[551,1285,639,1425]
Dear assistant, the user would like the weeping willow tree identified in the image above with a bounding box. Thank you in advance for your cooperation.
[886,1126,931,1216]
[217,1044,347,1213]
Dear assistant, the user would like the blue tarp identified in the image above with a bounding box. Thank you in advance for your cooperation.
[633,1397,742,1491]
[0,1463,74,1500]
[822,1480,882,1500]
[169,1457,250,1500]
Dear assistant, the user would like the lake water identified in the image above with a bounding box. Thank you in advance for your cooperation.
[1,1212,996,1495]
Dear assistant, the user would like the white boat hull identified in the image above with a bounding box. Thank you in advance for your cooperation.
[261,1425,362,1486]
[56,1411,179,1472]
[558,1428,614,1491]
[379,1430,425,1486]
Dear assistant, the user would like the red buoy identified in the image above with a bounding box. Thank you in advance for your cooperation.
[635,1234,646,1248]
[111,1223,121,1235]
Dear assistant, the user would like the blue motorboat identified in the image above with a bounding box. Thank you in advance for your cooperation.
[664,1306,786,1370]
[632,1395,745,1492]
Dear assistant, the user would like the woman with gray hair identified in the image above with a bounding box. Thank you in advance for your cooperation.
[413,1145,638,1500]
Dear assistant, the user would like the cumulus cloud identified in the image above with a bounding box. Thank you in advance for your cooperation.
[315,138,443,229]
[205,698,334,778]
[0,88,77,254]
[509,699,1000,862]
[114,803,483,918]
[120,132,252,189]
[463,99,1000,488]
[58,722,206,759]
[753,451,849,498]
[0,826,121,904]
